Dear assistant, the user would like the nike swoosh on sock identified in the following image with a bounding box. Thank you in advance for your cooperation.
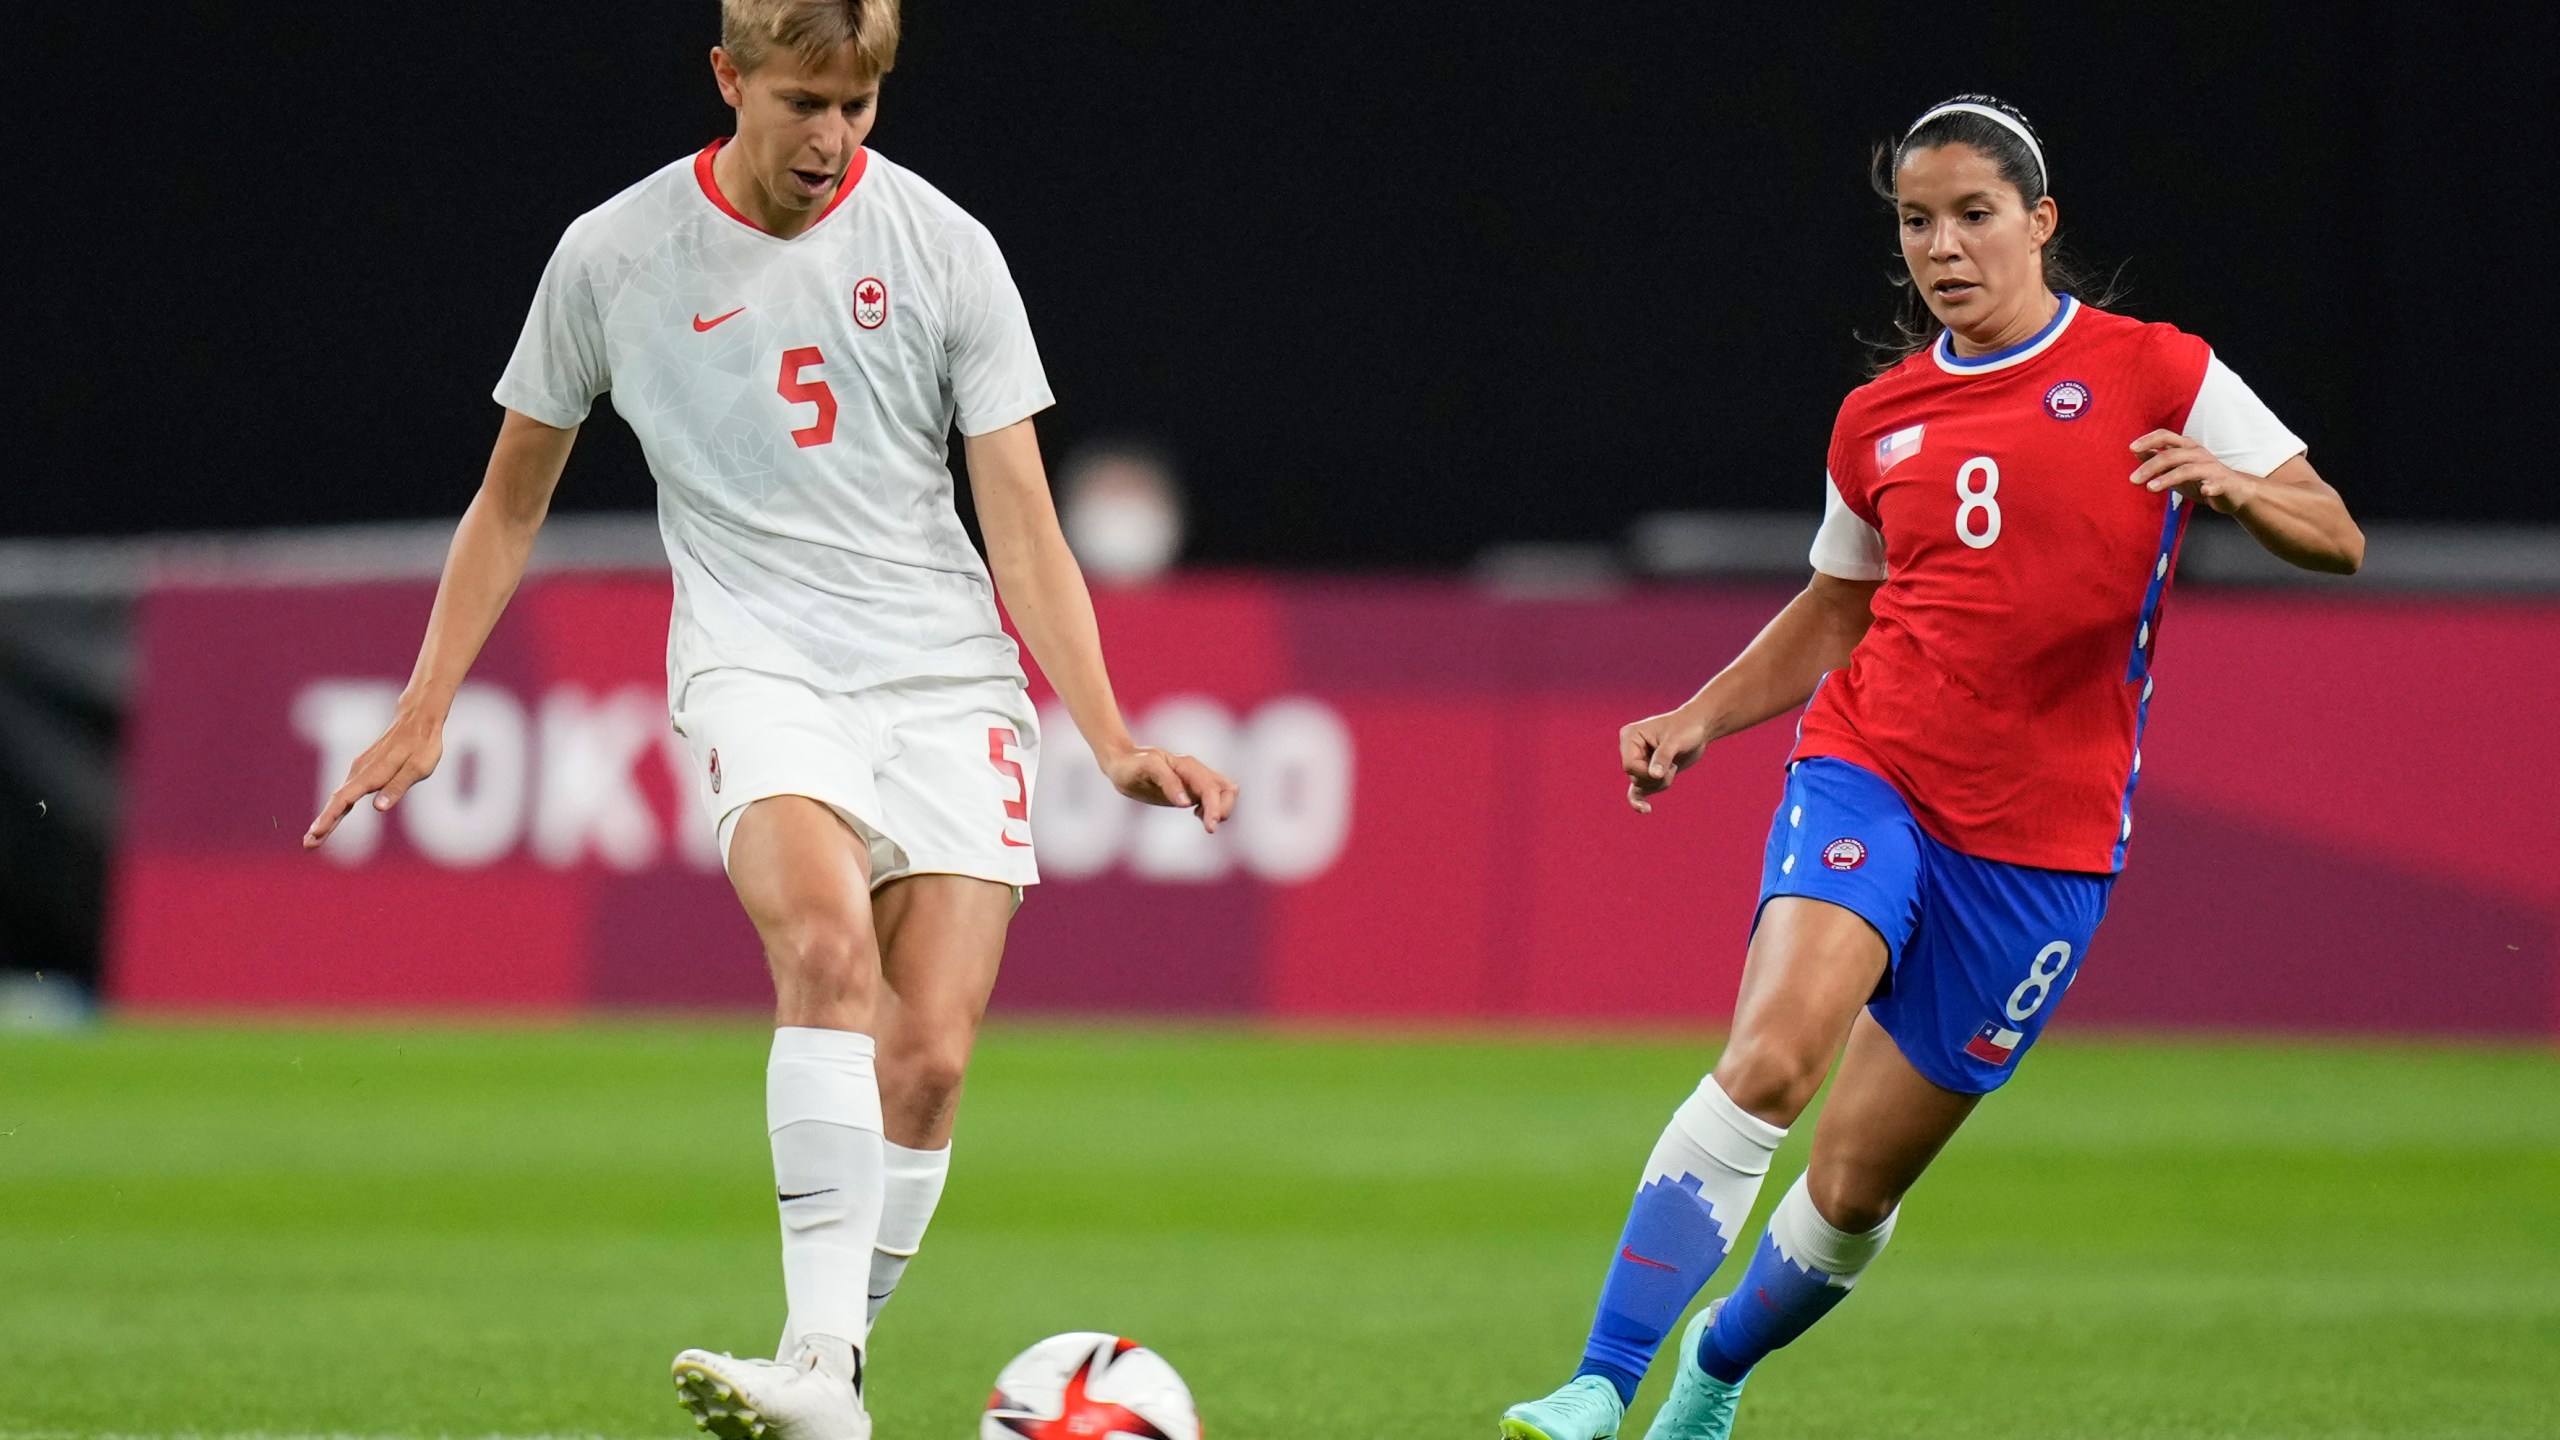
[778,1188,839,1201]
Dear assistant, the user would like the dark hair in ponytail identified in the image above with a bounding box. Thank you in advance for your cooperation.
[1862,93,2121,373]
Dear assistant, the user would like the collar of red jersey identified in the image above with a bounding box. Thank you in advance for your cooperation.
[1932,294,2079,376]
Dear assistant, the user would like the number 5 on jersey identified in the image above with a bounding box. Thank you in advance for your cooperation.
[778,347,837,448]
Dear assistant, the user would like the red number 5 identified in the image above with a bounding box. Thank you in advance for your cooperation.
[778,346,837,448]
[987,727,1029,821]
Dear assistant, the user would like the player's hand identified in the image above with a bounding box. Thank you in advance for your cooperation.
[1104,746,1239,833]
[2130,430,2258,516]
[304,706,445,849]
[1620,705,1712,814]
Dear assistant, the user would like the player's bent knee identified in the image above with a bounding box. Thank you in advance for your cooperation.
[883,1030,972,1111]
[1713,1043,1830,1126]
[1805,1167,1899,1236]
[763,910,880,1005]
[907,1044,971,1106]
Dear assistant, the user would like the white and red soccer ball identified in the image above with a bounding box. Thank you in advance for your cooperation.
[982,1332,1200,1440]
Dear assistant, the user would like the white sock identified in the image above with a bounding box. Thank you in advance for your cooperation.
[767,1026,886,1360]
[1768,1171,1898,1284]
[1646,1075,1787,1245]
[867,1140,952,1327]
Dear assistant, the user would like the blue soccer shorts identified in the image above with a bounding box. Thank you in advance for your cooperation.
[1756,757,2114,1094]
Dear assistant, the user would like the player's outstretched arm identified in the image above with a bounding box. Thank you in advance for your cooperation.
[2130,435,2363,574]
[1620,573,1881,813]
[966,419,1237,833]
[303,410,578,848]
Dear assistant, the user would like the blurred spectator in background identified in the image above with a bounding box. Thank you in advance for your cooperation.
[1057,441,1185,585]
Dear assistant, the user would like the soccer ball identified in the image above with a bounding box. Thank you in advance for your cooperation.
[980,1332,1200,1440]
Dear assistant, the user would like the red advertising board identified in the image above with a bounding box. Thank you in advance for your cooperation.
[108,574,2560,1035]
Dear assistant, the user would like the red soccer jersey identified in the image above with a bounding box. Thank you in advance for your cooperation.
[1792,298,2303,874]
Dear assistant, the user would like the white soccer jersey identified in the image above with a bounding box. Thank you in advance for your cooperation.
[495,142,1054,697]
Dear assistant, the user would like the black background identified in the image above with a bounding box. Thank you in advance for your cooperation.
[13,3,2552,565]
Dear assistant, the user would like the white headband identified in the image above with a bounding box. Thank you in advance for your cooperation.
[1906,102,2047,192]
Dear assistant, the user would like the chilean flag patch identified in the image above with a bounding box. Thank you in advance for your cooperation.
[1875,424,1925,474]
[1964,1023,2025,1066]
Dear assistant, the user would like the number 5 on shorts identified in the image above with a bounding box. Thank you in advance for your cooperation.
[987,727,1028,822]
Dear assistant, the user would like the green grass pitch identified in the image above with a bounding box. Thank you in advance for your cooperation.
[3,1022,2556,1439]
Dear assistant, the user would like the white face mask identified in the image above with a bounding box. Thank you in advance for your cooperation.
[1063,489,1184,583]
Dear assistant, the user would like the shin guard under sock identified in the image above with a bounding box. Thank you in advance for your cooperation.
[768,1026,887,1356]
[867,1139,951,1327]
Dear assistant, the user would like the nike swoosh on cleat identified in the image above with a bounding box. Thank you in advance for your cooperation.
[777,1188,838,1201]
[1619,1245,1678,1272]
[693,307,745,332]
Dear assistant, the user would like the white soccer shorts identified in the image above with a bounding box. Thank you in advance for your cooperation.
[672,668,1041,891]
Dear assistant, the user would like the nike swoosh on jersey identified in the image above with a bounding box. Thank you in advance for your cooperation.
[692,307,745,332]
[1001,834,1032,848]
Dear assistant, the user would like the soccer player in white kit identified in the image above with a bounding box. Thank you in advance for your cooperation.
[301,4,1237,1436]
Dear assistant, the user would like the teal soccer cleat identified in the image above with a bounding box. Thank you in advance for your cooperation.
[1641,1301,1747,1440]
[1499,1373,1627,1440]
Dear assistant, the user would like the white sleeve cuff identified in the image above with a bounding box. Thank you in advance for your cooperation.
[490,380,592,431]
[2185,354,2307,477]
[954,387,1056,438]
[1809,473,1888,580]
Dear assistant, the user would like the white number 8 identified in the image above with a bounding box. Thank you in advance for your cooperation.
[2005,940,2073,1023]
[1956,456,2002,549]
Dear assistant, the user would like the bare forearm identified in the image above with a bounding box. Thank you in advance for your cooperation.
[966,422,1138,758]
[988,527,1136,758]
[401,413,575,716]
[966,417,1234,826]
[403,498,541,711]
[1685,575,1880,740]
[302,413,572,848]
[2134,440,2362,577]
[1618,573,1879,811]
[2229,458,2363,574]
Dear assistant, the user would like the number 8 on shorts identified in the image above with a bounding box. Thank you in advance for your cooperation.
[2005,940,2073,1022]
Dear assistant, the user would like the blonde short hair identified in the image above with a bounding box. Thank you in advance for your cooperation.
[721,0,900,78]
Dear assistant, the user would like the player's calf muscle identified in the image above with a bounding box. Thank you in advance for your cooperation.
[877,992,997,1139]
[878,1043,970,1143]
[871,876,1009,1131]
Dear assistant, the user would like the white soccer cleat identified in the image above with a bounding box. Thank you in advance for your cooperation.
[673,1340,870,1440]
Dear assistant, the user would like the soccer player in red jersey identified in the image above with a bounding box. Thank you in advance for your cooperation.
[1501,95,2363,1440]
